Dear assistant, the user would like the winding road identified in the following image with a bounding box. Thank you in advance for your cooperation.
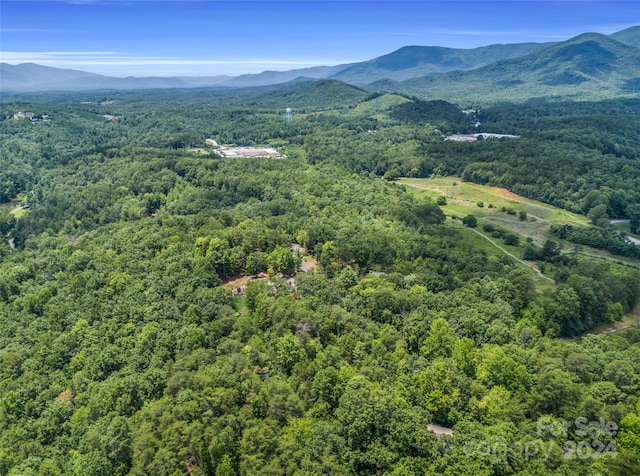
[468,227,554,282]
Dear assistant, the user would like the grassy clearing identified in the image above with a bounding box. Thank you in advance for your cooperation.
[612,221,631,233]
[399,177,589,246]
[399,177,640,267]
[399,176,640,291]
[448,217,554,289]
[348,94,411,119]
[1,194,29,218]
[449,218,500,253]
[399,176,588,223]
[0,194,24,211]
[591,303,640,335]
[11,206,30,218]
[611,221,640,241]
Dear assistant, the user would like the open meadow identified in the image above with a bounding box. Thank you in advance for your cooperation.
[398,176,590,245]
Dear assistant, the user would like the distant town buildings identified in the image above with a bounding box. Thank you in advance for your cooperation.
[206,138,282,158]
[13,111,34,120]
[217,147,281,158]
[13,111,50,123]
[445,133,520,142]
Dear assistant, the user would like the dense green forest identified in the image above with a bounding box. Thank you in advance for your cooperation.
[1,85,640,475]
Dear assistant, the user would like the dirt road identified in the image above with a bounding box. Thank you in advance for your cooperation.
[469,228,554,282]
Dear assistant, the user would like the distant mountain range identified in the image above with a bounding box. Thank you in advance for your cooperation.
[330,42,554,85]
[0,63,231,92]
[1,26,638,98]
[372,32,640,103]
[220,64,351,88]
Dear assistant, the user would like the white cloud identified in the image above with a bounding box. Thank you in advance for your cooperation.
[0,51,350,75]
[1,51,341,65]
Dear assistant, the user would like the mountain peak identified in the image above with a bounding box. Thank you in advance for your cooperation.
[569,32,611,41]
[381,30,640,103]
[331,41,554,85]
[610,25,640,48]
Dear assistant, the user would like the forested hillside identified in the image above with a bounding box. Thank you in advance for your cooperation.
[371,33,640,103]
[1,87,640,476]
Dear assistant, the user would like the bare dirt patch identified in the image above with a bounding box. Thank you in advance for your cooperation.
[301,257,317,271]
[56,389,73,402]
[427,424,453,436]
[223,275,253,288]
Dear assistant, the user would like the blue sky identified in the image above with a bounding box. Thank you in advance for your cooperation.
[1,1,639,77]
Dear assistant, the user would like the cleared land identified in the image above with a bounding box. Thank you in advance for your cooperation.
[399,176,640,324]
[1,194,29,218]
[399,176,589,245]
[399,176,640,271]
[592,303,640,335]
